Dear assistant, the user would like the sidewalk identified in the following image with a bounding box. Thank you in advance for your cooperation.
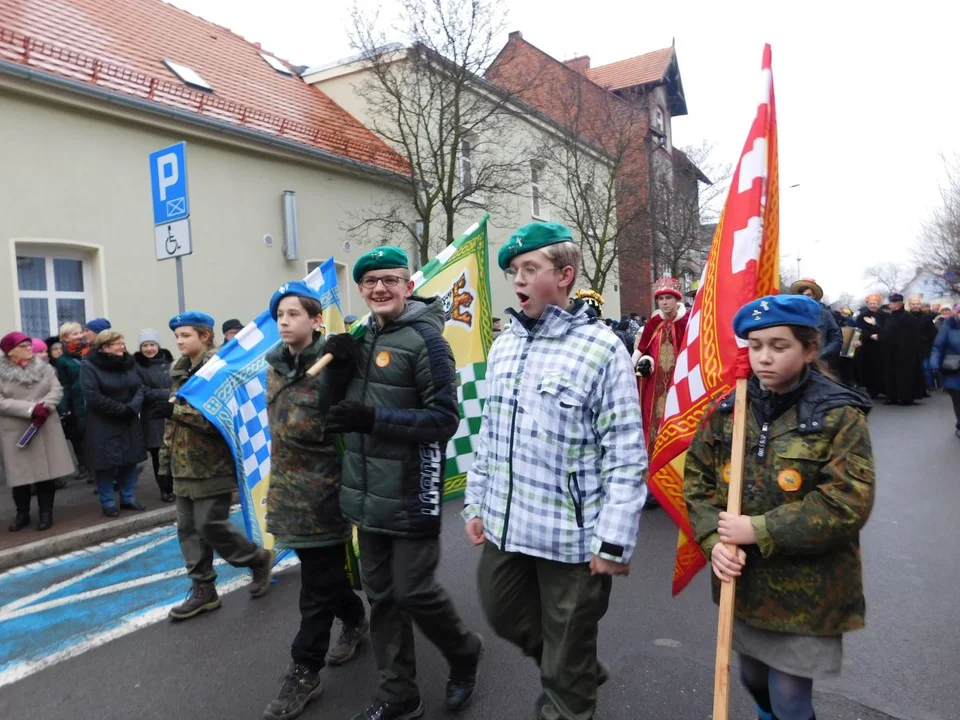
[0,462,176,569]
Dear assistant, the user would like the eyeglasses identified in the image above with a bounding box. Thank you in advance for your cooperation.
[360,275,408,289]
[503,265,561,282]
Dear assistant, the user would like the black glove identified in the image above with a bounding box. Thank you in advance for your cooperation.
[637,358,653,378]
[324,333,358,368]
[327,400,375,434]
[148,401,175,420]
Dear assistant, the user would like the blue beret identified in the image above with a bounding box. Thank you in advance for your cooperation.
[85,318,112,334]
[169,311,215,331]
[733,295,821,339]
[352,246,409,283]
[269,281,324,320]
[498,222,574,270]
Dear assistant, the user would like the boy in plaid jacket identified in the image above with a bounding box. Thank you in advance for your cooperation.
[463,222,647,720]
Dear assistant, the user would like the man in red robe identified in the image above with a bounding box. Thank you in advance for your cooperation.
[633,278,689,468]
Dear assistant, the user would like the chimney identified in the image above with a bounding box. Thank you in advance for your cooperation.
[508,31,523,41]
[565,55,591,74]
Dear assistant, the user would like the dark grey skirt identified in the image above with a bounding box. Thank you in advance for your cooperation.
[733,618,843,680]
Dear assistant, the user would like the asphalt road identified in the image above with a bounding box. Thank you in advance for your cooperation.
[1,394,957,720]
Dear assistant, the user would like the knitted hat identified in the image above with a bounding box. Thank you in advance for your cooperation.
[221,319,244,335]
[0,332,31,355]
[85,318,112,334]
[138,328,162,349]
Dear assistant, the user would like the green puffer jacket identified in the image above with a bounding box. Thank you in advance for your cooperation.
[56,350,86,437]
[339,297,460,538]
[265,334,351,548]
[159,351,237,499]
[684,370,875,637]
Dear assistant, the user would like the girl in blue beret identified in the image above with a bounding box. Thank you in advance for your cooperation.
[684,294,876,720]
[162,312,274,621]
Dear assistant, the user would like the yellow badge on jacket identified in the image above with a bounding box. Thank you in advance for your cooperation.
[722,462,732,484]
[777,468,803,492]
[375,351,391,368]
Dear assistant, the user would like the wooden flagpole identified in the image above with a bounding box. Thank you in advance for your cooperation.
[712,374,749,720]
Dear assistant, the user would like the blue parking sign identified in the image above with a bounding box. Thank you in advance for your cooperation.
[149,142,190,225]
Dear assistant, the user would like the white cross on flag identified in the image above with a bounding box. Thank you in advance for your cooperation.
[648,44,782,595]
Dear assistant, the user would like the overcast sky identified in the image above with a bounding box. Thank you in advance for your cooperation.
[170,0,960,300]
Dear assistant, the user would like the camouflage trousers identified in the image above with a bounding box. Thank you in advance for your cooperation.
[176,493,259,583]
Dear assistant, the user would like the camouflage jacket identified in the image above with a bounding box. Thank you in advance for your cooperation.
[684,370,875,636]
[265,335,350,547]
[159,351,237,499]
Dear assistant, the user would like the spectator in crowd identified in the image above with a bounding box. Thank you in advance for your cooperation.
[344,314,360,332]
[80,330,147,517]
[930,303,960,438]
[0,332,74,531]
[221,319,244,344]
[83,318,111,344]
[135,329,175,503]
[57,322,90,482]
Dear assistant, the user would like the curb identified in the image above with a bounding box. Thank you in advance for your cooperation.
[0,506,178,572]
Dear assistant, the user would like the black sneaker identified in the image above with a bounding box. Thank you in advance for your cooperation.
[262,663,322,720]
[350,697,423,720]
[446,633,483,711]
[326,616,369,666]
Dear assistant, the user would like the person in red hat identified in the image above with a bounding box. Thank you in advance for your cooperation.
[633,278,689,502]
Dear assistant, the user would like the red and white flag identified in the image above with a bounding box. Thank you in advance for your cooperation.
[648,44,781,595]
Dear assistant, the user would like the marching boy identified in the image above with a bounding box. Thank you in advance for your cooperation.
[463,222,647,720]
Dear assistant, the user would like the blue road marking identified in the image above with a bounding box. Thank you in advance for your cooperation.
[0,508,284,686]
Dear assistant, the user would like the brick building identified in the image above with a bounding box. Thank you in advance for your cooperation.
[486,33,695,316]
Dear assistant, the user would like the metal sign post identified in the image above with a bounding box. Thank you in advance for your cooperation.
[149,142,192,312]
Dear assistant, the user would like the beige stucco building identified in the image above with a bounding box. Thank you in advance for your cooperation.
[1,0,412,345]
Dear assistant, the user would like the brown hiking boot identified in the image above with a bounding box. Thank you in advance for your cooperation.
[168,581,221,621]
[249,549,274,598]
[326,616,369,666]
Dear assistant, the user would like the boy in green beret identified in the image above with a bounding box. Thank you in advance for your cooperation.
[463,222,647,720]
[329,246,482,720]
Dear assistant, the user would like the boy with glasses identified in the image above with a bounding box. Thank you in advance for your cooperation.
[463,222,646,720]
[329,246,482,720]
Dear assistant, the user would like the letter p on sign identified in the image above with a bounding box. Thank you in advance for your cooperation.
[157,153,178,201]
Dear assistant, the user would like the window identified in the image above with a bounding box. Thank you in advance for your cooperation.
[653,106,665,133]
[459,138,475,196]
[260,53,293,75]
[163,59,213,91]
[530,161,547,220]
[16,251,93,338]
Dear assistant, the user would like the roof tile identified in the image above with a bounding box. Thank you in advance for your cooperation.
[0,0,408,174]
[587,47,674,91]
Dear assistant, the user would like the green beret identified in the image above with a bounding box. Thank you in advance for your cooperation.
[352,246,409,283]
[498,222,574,270]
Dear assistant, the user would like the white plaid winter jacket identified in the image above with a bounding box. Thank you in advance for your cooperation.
[463,303,648,564]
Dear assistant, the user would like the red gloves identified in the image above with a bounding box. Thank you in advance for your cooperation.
[31,404,50,427]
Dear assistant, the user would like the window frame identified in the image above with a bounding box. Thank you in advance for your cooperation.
[459,136,485,205]
[530,160,548,221]
[9,239,107,340]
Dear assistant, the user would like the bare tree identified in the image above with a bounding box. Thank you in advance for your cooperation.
[346,0,533,266]
[533,78,648,295]
[917,153,960,295]
[862,262,910,294]
[780,255,800,290]
[828,291,857,310]
[649,141,732,287]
